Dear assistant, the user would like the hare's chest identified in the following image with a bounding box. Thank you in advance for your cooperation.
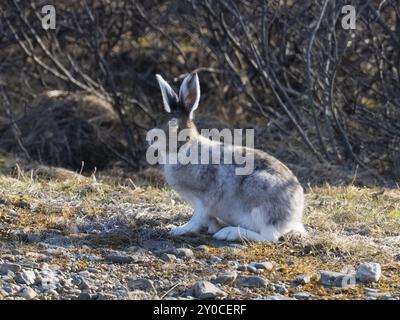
[163,163,187,189]
[163,164,199,203]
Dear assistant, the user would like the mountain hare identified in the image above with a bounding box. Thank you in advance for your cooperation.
[152,72,305,242]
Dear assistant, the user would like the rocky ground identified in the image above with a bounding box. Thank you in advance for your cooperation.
[0,163,400,300]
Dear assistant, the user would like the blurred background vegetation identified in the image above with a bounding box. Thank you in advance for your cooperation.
[0,0,399,186]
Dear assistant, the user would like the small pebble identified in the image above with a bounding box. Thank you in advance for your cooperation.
[160,253,177,263]
[105,254,133,264]
[191,281,226,299]
[215,271,237,285]
[195,245,209,253]
[175,248,194,259]
[127,278,156,292]
[295,274,312,285]
[273,283,289,294]
[294,292,313,300]
[318,271,354,288]
[17,287,37,300]
[210,256,222,263]
[249,261,273,271]
[236,275,268,288]
[0,263,22,275]
[237,265,248,272]
[78,292,93,300]
[247,265,262,274]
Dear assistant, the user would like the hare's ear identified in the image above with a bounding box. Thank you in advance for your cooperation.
[156,74,178,113]
[179,72,200,120]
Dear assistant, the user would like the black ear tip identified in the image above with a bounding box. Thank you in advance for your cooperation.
[185,72,198,84]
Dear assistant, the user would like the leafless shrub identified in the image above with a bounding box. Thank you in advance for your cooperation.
[0,90,126,169]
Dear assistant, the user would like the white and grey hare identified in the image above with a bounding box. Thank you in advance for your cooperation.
[151,72,305,242]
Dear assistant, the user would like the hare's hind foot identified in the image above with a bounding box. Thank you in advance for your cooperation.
[169,219,203,236]
[207,217,227,234]
[213,225,280,242]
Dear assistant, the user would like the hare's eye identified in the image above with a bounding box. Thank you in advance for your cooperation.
[168,118,178,128]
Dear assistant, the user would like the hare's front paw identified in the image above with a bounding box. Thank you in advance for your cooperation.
[169,224,199,237]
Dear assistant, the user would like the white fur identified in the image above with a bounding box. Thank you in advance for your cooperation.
[207,218,224,234]
[213,224,281,241]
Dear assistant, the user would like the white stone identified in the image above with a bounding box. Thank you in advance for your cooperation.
[356,262,381,283]
[191,281,226,299]
[17,287,37,300]
[249,261,274,271]
[215,271,237,285]
[21,270,36,285]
